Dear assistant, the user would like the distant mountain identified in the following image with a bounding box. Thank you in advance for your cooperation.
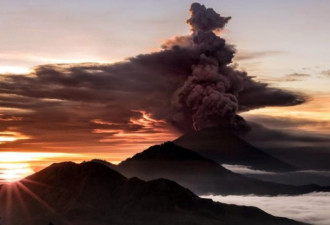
[91,158,117,169]
[0,162,305,225]
[174,129,297,172]
[117,142,330,195]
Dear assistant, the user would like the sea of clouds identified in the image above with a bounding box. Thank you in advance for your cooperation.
[203,192,330,225]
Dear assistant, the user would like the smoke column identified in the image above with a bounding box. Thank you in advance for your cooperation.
[171,3,250,131]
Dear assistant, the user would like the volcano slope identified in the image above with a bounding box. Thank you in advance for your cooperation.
[117,142,330,196]
[174,129,297,172]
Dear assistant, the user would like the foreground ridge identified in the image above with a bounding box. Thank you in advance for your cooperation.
[0,161,306,225]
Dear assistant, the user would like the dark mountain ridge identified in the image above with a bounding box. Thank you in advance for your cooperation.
[174,129,297,172]
[0,161,306,225]
[117,142,330,195]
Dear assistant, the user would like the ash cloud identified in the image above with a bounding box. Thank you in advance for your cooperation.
[187,2,231,32]
[170,3,305,131]
[0,3,305,148]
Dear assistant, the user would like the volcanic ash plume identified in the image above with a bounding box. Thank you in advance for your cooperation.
[171,3,244,131]
[170,3,305,132]
[174,56,238,130]
[0,2,305,145]
[187,2,231,32]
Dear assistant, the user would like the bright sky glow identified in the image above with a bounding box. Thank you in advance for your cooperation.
[0,152,82,182]
[0,0,329,174]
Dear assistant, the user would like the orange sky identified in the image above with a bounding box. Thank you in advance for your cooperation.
[0,1,330,182]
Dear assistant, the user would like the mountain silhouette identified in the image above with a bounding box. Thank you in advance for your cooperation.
[117,142,330,195]
[174,129,297,172]
[0,161,306,225]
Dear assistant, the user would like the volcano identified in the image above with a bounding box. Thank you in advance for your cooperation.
[117,142,329,196]
[174,129,297,172]
[0,161,305,225]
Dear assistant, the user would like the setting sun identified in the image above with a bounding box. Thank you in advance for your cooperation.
[0,152,81,183]
[0,163,34,182]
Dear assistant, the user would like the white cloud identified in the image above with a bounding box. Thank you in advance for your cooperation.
[221,164,276,175]
[203,192,330,225]
[222,164,330,177]
[221,164,330,186]
[299,170,330,177]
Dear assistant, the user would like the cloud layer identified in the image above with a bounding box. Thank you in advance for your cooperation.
[222,164,330,186]
[204,192,330,225]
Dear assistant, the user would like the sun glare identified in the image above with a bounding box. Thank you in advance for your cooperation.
[0,152,79,183]
[0,163,34,183]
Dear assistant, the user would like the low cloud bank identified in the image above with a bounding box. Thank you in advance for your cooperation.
[222,164,276,175]
[222,164,330,186]
[203,192,330,225]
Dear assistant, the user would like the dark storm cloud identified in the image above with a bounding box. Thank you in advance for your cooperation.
[0,3,305,148]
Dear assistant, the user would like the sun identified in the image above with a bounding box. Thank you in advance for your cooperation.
[0,163,34,183]
[0,153,40,183]
[0,152,35,182]
[0,152,82,183]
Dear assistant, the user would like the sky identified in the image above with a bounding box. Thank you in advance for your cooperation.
[0,0,330,181]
